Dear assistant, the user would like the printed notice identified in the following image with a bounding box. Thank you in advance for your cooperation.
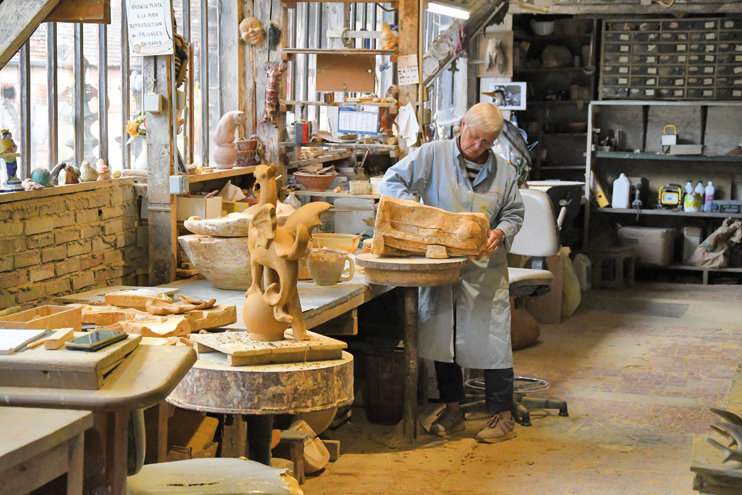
[127,0,173,56]
[398,55,419,85]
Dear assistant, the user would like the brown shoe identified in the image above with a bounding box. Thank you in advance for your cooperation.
[476,411,516,443]
[430,407,465,437]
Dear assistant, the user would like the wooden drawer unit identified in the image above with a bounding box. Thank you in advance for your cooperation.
[600,18,742,100]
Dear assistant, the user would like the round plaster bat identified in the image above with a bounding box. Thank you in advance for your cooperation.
[240,17,264,45]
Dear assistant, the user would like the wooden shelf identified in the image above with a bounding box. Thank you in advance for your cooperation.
[282,48,397,57]
[540,133,588,137]
[292,190,380,200]
[0,178,134,205]
[528,100,590,106]
[280,142,397,151]
[187,167,255,183]
[540,165,586,170]
[667,264,742,273]
[514,32,592,43]
[282,100,398,108]
[595,151,742,162]
[593,207,742,219]
[282,0,397,6]
[516,67,593,75]
[288,151,352,169]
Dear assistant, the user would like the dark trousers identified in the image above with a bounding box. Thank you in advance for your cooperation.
[435,361,514,414]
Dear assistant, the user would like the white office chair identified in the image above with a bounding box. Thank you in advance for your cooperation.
[463,189,569,426]
[125,410,302,495]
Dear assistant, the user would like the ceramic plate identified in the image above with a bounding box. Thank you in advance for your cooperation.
[422,55,440,78]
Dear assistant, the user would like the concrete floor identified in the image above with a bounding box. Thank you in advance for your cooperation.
[303,284,742,495]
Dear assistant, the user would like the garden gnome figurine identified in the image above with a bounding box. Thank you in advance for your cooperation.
[213,111,246,169]
[240,17,264,45]
[0,129,22,192]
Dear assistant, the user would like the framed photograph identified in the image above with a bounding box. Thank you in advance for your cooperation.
[479,80,527,111]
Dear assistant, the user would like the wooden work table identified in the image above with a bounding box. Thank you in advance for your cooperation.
[0,407,93,495]
[0,343,196,495]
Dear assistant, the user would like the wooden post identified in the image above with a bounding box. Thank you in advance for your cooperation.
[396,0,419,111]
[402,286,419,443]
[145,55,177,285]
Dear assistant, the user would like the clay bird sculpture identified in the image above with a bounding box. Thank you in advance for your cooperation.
[484,38,506,74]
[707,408,742,466]
[97,159,111,181]
[49,161,67,185]
[246,164,331,341]
[79,160,99,182]
[381,23,398,51]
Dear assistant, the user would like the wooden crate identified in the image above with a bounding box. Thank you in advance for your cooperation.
[0,306,82,332]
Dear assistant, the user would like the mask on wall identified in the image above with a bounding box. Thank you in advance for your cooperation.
[240,17,264,46]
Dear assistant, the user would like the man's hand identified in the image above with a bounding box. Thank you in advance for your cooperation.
[482,229,505,258]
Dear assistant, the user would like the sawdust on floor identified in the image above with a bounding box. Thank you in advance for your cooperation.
[302,283,742,495]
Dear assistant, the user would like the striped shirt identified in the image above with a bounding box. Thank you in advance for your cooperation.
[463,158,484,183]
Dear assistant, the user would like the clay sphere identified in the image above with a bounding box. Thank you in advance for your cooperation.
[213,146,237,169]
[243,291,288,341]
[240,17,264,46]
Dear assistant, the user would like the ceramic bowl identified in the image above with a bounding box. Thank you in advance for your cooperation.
[294,173,338,192]
[312,233,362,253]
[178,235,252,290]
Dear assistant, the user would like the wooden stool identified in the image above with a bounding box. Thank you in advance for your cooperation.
[590,247,635,289]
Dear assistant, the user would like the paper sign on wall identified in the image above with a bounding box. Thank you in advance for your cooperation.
[126,0,174,56]
[398,55,420,85]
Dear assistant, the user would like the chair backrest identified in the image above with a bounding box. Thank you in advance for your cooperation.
[510,189,561,258]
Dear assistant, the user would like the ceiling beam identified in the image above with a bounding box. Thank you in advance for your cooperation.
[0,0,63,70]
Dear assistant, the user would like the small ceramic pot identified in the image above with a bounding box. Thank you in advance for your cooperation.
[307,248,355,286]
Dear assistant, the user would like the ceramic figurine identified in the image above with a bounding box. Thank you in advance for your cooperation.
[30,168,52,187]
[21,179,43,191]
[96,159,111,180]
[244,163,331,341]
[267,22,281,50]
[259,62,287,128]
[240,17,264,46]
[49,162,66,185]
[0,129,22,192]
[62,164,79,184]
[380,23,398,51]
[79,160,99,182]
[213,111,246,169]
[378,84,400,137]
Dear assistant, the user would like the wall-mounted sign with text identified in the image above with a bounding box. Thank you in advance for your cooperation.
[126,0,174,56]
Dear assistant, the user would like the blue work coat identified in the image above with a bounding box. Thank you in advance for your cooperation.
[380,137,524,369]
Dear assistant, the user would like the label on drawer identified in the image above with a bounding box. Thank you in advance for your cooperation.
[646,89,655,96]
[734,90,742,97]
[737,45,742,52]
[706,55,715,62]
[647,56,656,63]
[620,56,629,63]
[618,77,628,84]
[679,55,687,62]
[703,90,713,96]
[674,89,684,96]
[619,67,629,73]
[706,21,715,28]
[620,45,630,52]
[735,67,742,73]
[706,45,716,52]
[648,67,657,74]
[704,78,713,84]
[677,44,686,51]
[620,34,630,41]
[704,67,714,73]
[647,78,656,85]
[676,79,684,85]
[707,33,716,40]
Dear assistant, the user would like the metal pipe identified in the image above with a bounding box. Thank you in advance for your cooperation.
[20,42,30,178]
[47,22,58,169]
[74,24,84,166]
[171,7,179,175]
[121,6,131,169]
[99,24,108,164]
[201,0,209,166]
[183,0,193,165]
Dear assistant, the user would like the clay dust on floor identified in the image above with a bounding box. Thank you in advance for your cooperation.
[302,284,742,495]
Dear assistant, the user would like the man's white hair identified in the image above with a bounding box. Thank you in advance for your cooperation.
[463,103,504,136]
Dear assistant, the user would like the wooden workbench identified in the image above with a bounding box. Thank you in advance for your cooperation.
[0,407,93,495]
[160,272,393,331]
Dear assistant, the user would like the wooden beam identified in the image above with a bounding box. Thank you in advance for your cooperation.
[45,0,110,23]
[397,0,419,110]
[145,55,177,285]
[0,0,62,70]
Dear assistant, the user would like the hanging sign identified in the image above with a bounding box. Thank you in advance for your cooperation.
[397,54,420,86]
[126,0,174,56]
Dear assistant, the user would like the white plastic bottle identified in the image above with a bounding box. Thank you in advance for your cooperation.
[704,181,715,212]
[695,181,705,210]
[611,173,631,209]
[684,181,694,212]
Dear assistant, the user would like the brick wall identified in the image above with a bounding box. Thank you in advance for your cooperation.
[0,180,148,310]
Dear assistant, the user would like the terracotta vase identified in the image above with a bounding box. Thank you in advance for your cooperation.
[243,291,288,341]
[213,145,237,169]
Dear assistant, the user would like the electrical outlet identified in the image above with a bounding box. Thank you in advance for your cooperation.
[144,93,165,112]
[169,175,189,195]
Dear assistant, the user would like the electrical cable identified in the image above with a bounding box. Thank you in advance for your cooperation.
[375,3,397,12]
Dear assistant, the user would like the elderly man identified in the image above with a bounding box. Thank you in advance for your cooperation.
[380,103,524,443]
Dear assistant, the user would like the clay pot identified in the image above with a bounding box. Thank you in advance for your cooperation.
[294,173,337,192]
[178,235,252,290]
[307,248,355,286]
[243,291,289,341]
[235,139,257,152]
[213,145,237,169]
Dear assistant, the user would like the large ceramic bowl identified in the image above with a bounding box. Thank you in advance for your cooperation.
[294,173,338,192]
[178,235,252,290]
[312,233,362,253]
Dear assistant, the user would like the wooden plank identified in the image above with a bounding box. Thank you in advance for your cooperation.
[0,335,140,390]
[292,190,379,200]
[289,150,352,168]
[45,0,110,23]
[56,286,179,305]
[0,178,134,205]
[44,328,75,350]
[311,308,358,336]
[282,100,398,108]
[0,305,82,332]
[280,141,396,150]
[0,0,62,70]
[282,48,396,56]
[189,304,238,331]
[187,166,256,183]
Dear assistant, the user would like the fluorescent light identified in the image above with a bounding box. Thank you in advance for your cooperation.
[426,1,469,19]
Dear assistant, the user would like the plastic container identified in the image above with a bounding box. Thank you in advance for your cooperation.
[349,180,370,195]
[284,192,301,210]
[572,253,592,292]
[369,176,384,195]
[334,198,375,235]
[695,181,705,209]
[704,181,715,212]
[611,173,631,209]
[684,181,694,212]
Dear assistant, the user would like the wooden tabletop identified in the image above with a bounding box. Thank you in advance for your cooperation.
[161,273,393,331]
[355,254,469,271]
[0,344,196,412]
[0,407,93,473]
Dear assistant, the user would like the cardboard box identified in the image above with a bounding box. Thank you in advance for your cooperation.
[176,197,222,221]
[167,409,219,461]
[222,201,251,214]
[683,226,703,263]
[618,226,676,267]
